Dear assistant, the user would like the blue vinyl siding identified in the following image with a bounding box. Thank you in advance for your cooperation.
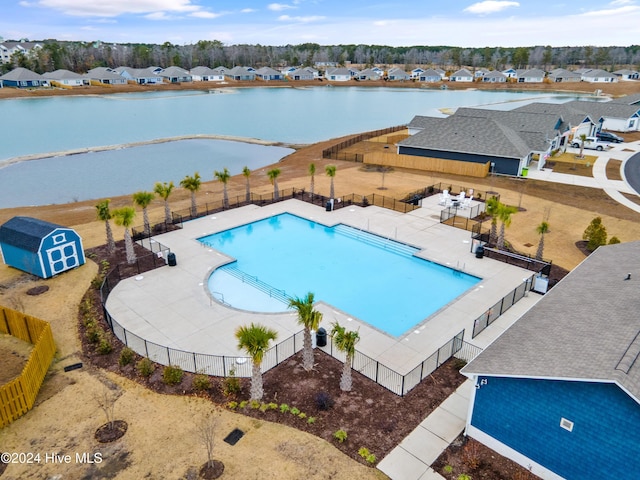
[471,377,640,479]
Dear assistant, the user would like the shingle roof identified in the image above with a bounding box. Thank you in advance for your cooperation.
[609,93,640,106]
[512,102,596,129]
[564,100,640,121]
[398,115,531,159]
[463,241,640,403]
[0,216,64,253]
[0,67,43,81]
[42,69,83,80]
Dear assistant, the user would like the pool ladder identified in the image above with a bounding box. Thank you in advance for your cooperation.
[223,265,291,304]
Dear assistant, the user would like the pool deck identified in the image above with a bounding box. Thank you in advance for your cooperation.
[106,196,536,375]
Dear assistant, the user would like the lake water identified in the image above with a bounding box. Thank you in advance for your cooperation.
[0,87,581,207]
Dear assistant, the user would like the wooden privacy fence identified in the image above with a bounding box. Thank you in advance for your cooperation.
[0,306,56,428]
[364,151,490,178]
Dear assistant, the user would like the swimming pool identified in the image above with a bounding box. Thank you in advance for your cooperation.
[200,213,480,336]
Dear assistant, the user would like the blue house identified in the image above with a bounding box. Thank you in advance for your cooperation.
[462,241,640,479]
[0,217,85,279]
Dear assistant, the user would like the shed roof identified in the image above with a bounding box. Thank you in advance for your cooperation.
[463,241,640,403]
[0,216,67,253]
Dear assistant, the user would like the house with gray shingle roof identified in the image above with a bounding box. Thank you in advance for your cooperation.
[387,67,410,81]
[326,67,352,82]
[512,102,599,140]
[0,67,49,88]
[115,66,164,84]
[548,68,581,83]
[225,66,255,81]
[563,100,640,133]
[417,68,442,83]
[255,67,283,81]
[462,241,640,480]
[357,68,382,81]
[397,114,532,176]
[42,69,85,87]
[286,68,314,81]
[516,68,545,83]
[449,68,473,82]
[0,41,43,65]
[480,71,507,83]
[160,66,192,83]
[84,67,128,85]
[580,68,618,83]
[189,66,225,82]
[610,93,640,106]
[613,69,639,81]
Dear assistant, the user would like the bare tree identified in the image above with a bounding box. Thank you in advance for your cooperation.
[195,413,219,468]
[94,386,118,430]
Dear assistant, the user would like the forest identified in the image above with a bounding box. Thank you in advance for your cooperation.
[2,39,640,74]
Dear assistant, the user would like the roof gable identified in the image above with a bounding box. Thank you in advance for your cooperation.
[0,216,66,252]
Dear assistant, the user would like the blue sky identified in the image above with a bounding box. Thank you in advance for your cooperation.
[3,0,640,47]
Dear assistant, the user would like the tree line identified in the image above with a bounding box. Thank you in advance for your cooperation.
[3,39,640,74]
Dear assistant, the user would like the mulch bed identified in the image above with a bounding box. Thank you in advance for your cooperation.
[95,420,128,443]
[199,460,225,479]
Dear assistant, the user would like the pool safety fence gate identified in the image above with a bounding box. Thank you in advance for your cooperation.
[471,274,535,338]
[322,125,406,161]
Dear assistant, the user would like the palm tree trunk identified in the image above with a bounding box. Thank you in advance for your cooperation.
[124,228,136,265]
[330,179,335,199]
[536,233,545,260]
[273,179,279,201]
[164,201,171,225]
[302,328,314,371]
[490,220,497,245]
[105,220,116,254]
[190,193,197,217]
[245,179,251,203]
[223,185,229,209]
[310,176,314,198]
[250,362,263,401]
[340,355,353,392]
[143,208,150,237]
[497,223,506,249]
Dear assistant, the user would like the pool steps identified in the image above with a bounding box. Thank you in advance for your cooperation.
[222,264,291,304]
[333,224,418,258]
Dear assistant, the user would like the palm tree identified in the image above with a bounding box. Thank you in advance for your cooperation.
[180,172,202,217]
[154,181,174,225]
[308,163,316,198]
[267,168,281,201]
[535,221,550,260]
[242,166,251,203]
[325,164,337,199]
[235,323,278,401]
[214,167,230,209]
[577,133,588,160]
[112,206,137,264]
[485,196,500,245]
[496,203,518,250]
[96,199,116,254]
[288,292,323,371]
[132,191,155,237]
[330,322,360,392]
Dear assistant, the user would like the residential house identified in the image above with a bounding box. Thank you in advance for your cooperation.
[563,99,640,133]
[462,241,640,480]
[0,41,43,65]
[579,68,618,83]
[357,68,382,81]
[84,67,128,85]
[0,67,49,88]
[326,67,352,81]
[286,68,314,81]
[160,66,192,83]
[225,66,255,81]
[610,93,640,106]
[411,67,425,79]
[255,67,283,81]
[189,66,225,82]
[449,68,474,82]
[502,68,517,79]
[547,68,581,83]
[115,66,164,84]
[516,68,545,83]
[512,102,598,142]
[417,69,442,83]
[0,216,85,279]
[474,68,491,79]
[613,69,639,81]
[387,67,410,81]
[42,69,85,87]
[481,71,507,83]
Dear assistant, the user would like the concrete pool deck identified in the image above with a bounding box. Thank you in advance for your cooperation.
[106,197,536,375]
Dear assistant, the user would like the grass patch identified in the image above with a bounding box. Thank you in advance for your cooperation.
[606,159,623,181]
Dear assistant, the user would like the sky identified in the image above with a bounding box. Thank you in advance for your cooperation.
[2,0,640,48]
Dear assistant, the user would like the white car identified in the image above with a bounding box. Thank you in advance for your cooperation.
[571,136,609,151]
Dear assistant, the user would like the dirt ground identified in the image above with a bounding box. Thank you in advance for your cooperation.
[2,80,640,479]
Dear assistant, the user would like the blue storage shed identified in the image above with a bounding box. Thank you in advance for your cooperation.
[0,216,85,279]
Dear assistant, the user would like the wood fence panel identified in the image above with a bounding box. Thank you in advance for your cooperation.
[364,152,490,178]
[0,307,56,428]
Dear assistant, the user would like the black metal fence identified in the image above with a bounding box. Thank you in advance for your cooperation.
[471,275,535,338]
[322,125,406,161]
[482,247,551,274]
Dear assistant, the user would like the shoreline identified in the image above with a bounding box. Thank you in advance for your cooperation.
[0,134,304,169]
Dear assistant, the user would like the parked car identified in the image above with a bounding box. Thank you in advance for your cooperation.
[571,136,609,151]
[596,131,624,143]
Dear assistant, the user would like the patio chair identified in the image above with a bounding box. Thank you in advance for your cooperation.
[438,190,450,205]
[457,191,466,202]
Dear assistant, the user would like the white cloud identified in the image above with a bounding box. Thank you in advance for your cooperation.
[36,0,200,17]
[144,12,174,20]
[268,3,296,11]
[610,0,634,5]
[241,8,257,13]
[278,14,325,22]
[190,11,223,19]
[579,5,640,16]
[464,1,519,14]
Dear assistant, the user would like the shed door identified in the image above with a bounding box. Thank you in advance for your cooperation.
[46,242,79,274]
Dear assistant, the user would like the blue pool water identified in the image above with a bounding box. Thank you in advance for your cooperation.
[200,213,480,336]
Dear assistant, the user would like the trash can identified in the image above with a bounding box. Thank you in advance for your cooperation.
[326,201,332,211]
[475,245,485,259]
[521,167,529,177]
[316,327,327,347]
[167,252,177,266]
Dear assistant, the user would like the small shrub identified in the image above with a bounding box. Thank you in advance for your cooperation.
[259,403,269,412]
[365,453,376,464]
[462,441,481,470]
[452,357,467,370]
[85,325,101,344]
[83,313,97,327]
[298,412,306,419]
[192,374,212,391]
[443,465,454,474]
[249,400,261,409]
[227,401,238,410]
[239,400,249,409]
[290,407,300,415]
[358,447,370,458]
[333,429,348,443]
[307,416,316,424]
[162,365,184,385]
[119,347,135,366]
[267,402,278,411]
[96,335,113,355]
[136,358,154,378]
[279,404,290,414]
[609,236,621,245]
[222,368,241,396]
[457,475,471,480]
[80,297,94,315]
[315,391,334,411]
